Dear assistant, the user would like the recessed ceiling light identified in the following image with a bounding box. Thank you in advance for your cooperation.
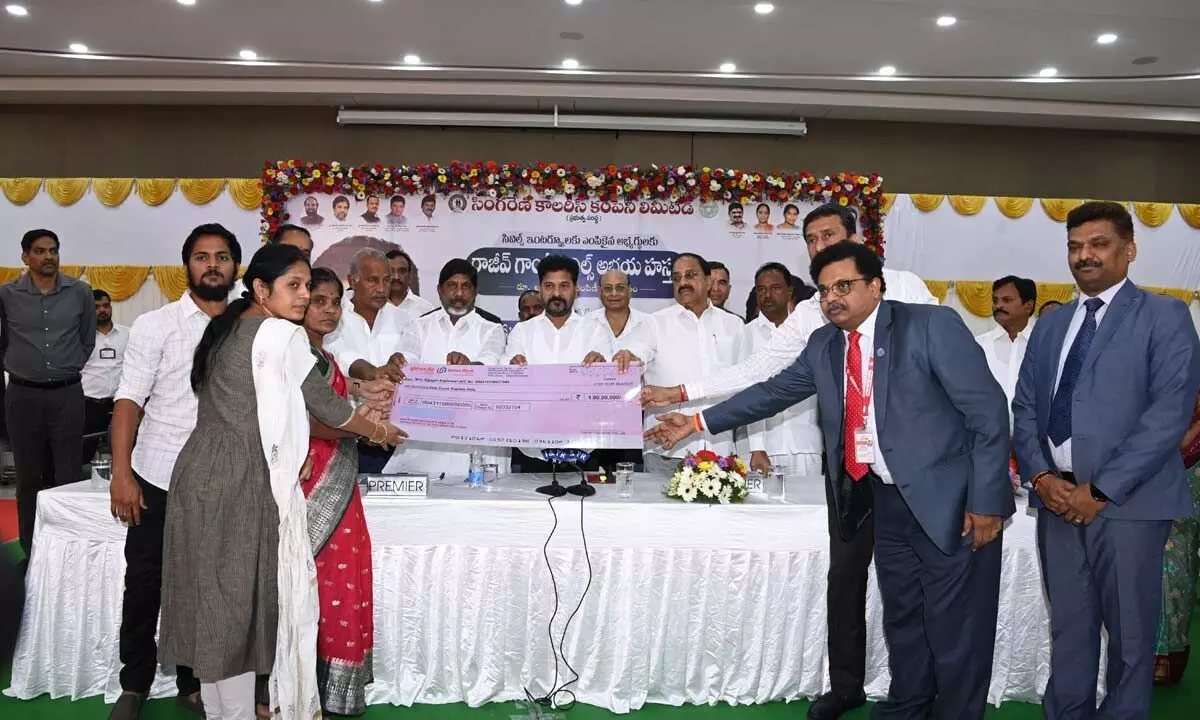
[368,0,383,3]
[936,16,956,27]
[1038,66,1058,77]
[5,4,28,17]
[1096,33,1118,45]
[239,49,258,61]
[719,62,736,73]
[176,0,196,6]
[754,3,774,14]
[68,43,89,54]
[565,0,583,5]
[877,65,897,76]
[402,54,421,65]
[561,58,580,70]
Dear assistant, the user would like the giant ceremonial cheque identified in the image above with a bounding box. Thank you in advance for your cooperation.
[5,158,1200,720]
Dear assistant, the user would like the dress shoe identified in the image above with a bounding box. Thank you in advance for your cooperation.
[807,690,867,719]
[107,692,144,720]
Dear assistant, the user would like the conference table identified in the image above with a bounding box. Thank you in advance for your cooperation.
[7,475,1067,712]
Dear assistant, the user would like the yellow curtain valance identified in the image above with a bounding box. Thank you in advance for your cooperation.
[893,194,1199,226]
[923,280,950,303]
[0,178,263,210]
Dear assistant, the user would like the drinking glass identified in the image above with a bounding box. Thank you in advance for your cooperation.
[616,462,635,499]
[768,468,786,500]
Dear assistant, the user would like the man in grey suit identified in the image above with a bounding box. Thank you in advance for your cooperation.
[646,241,1013,719]
[1013,201,1200,719]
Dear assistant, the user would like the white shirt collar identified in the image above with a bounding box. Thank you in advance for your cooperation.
[982,321,1033,342]
[844,300,882,342]
[1080,277,1128,307]
[669,300,715,320]
[179,291,206,318]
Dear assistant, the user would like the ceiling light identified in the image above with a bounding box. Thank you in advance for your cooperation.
[561,58,579,70]
[1038,66,1058,77]
[402,54,421,65]
[176,0,196,6]
[877,65,897,76]
[1096,33,1118,45]
[368,0,383,3]
[719,62,736,73]
[5,4,28,16]
[565,0,583,5]
[754,3,774,14]
[68,43,89,54]
[936,16,956,27]
[239,49,258,61]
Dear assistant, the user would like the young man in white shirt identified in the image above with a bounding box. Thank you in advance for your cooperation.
[81,289,130,462]
[613,252,747,474]
[384,258,507,477]
[974,276,1036,429]
[739,263,823,479]
[106,224,242,720]
[641,203,938,720]
[504,255,612,472]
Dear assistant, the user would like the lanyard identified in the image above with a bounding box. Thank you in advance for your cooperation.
[847,345,875,424]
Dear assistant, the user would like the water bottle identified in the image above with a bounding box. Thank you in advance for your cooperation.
[467,450,485,487]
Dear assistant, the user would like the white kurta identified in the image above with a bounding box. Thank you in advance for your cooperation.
[620,302,748,459]
[974,322,1033,431]
[384,309,509,477]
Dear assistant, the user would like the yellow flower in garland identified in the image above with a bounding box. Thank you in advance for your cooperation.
[313,169,321,179]
[838,196,849,206]
[437,174,447,183]
[531,170,541,180]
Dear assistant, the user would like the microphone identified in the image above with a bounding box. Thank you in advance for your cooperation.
[536,449,571,497]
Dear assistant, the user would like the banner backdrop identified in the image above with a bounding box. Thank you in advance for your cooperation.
[287,193,827,321]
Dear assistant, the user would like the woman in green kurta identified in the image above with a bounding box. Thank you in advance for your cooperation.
[1154,392,1200,685]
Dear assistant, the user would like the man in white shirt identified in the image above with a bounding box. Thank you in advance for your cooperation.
[518,290,545,322]
[325,248,408,383]
[81,289,129,462]
[385,249,434,315]
[739,263,823,478]
[974,276,1036,429]
[106,224,242,720]
[595,269,647,344]
[326,248,409,472]
[504,255,612,471]
[641,203,938,720]
[613,252,747,474]
[384,259,507,477]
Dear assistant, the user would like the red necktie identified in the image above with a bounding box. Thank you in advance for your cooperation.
[844,330,868,481]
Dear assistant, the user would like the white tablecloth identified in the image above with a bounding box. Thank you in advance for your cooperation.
[6,476,1061,712]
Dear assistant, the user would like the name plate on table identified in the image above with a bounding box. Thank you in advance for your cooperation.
[362,474,428,498]
[744,473,766,496]
[389,363,644,449]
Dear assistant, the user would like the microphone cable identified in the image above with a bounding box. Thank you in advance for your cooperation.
[546,467,595,710]
[524,496,563,709]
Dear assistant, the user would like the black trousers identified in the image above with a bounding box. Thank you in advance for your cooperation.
[358,441,392,474]
[824,472,875,698]
[119,473,199,696]
[82,396,116,463]
[5,380,85,558]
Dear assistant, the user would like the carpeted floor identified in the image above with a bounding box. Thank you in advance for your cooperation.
[0,493,1196,718]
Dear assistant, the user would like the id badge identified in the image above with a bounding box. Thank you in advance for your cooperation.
[853,427,875,465]
[99,348,117,359]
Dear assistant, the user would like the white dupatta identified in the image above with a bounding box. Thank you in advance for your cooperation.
[252,318,322,720]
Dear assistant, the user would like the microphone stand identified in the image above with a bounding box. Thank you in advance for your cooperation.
[536,449,569,497]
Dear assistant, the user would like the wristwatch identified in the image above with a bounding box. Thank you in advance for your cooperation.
[1090,484,1109,502]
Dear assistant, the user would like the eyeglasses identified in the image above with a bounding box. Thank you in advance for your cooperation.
[671,270,703,283]
[816,277,868,299]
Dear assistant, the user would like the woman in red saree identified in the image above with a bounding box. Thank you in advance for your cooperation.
[299,267,390,715]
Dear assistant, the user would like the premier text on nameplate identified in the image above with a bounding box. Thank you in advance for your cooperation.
[390,363,644,449]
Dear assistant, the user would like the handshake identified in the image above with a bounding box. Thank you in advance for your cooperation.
[638,382,703,453]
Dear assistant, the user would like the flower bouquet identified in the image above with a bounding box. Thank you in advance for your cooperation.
[666,450,750,504]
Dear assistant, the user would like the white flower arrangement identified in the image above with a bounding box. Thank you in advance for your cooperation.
[666,451,749,505]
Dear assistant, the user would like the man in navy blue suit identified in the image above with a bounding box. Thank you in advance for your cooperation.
[1013,201,1200,719]
[646,241,1014,719]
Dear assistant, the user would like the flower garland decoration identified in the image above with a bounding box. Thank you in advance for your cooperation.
[666,450,750,505]
[260,160,886,255]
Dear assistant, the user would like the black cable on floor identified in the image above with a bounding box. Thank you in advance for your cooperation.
[548,491,594,711]
[525,496,562,708]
